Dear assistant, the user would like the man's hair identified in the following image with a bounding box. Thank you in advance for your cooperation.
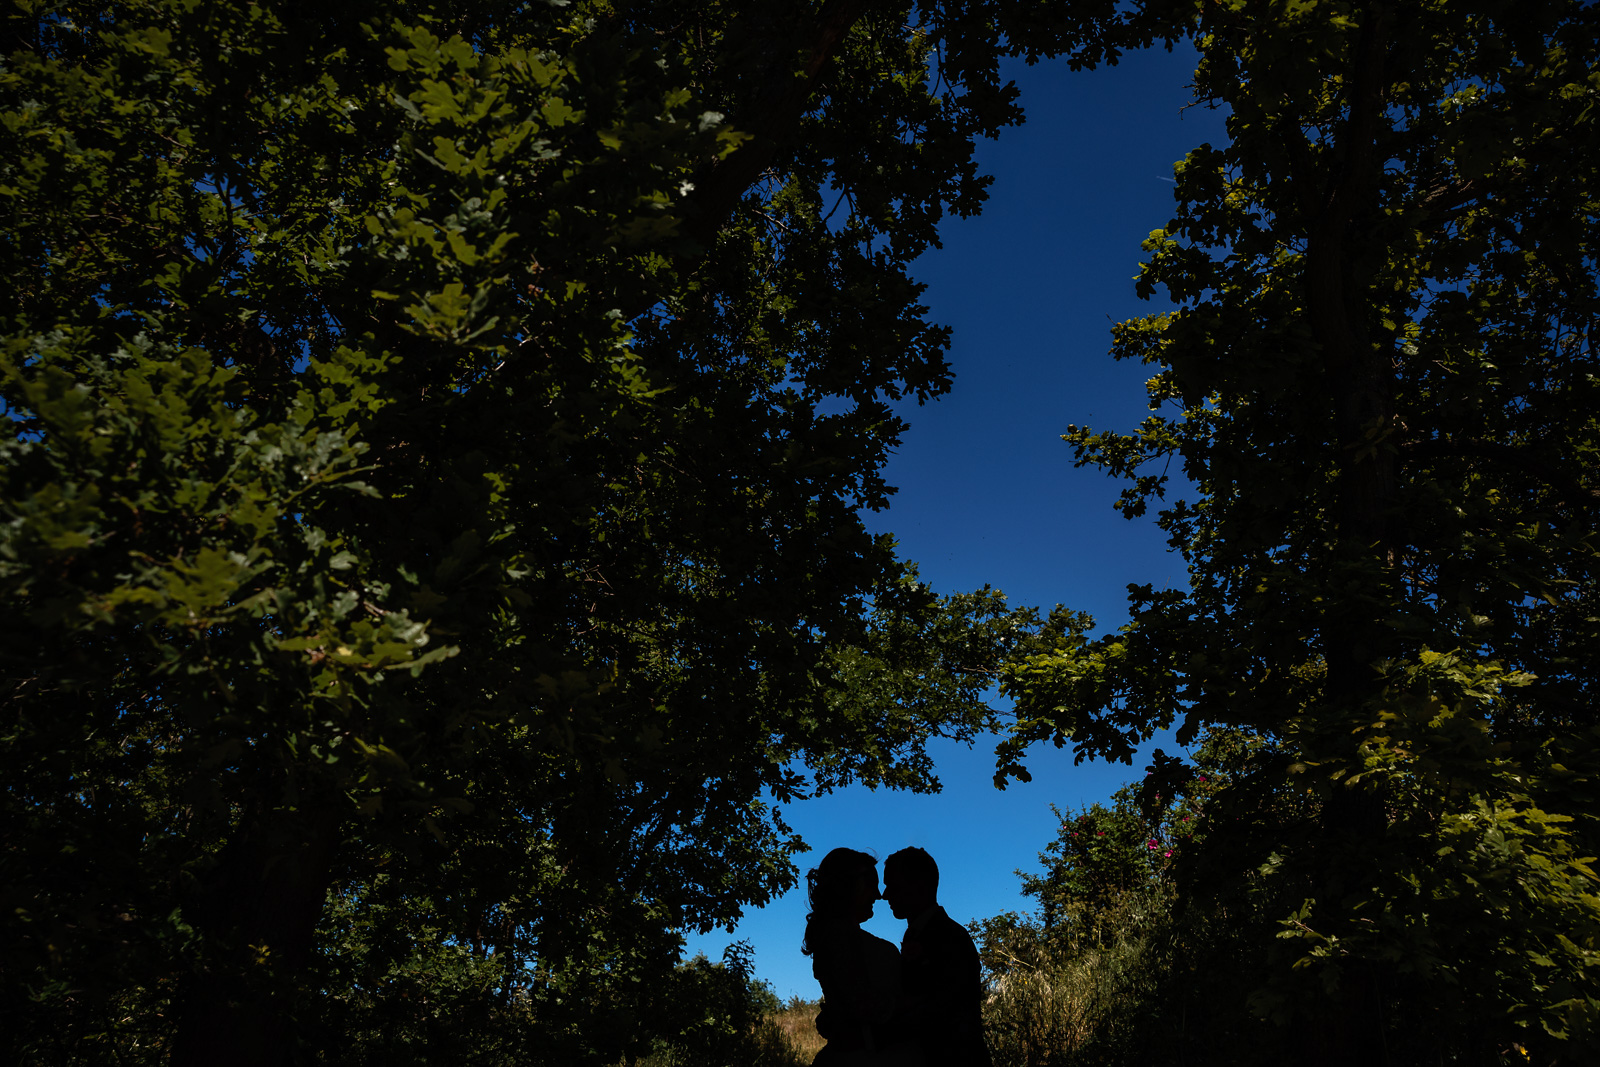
[885,846,939,893]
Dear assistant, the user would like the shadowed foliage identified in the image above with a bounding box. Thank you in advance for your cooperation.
[0,1,1082,1062]
[997,1,1600,1063]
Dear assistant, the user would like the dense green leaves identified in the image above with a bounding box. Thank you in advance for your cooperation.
[0,1,1062,1062]
[999,0,1600,1059]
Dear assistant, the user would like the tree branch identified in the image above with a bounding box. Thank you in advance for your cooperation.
[1401,438,1600,508]
[678,0,872,254]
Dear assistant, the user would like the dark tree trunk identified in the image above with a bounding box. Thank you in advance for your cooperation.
[1300,5,1398,1064]
[1305,0,1397,793]
[171,803,343,1067]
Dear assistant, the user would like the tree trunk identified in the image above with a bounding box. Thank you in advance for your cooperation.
[1301,5,1397,1064]
[1305,0,1397,798]
[171,802,343,1067]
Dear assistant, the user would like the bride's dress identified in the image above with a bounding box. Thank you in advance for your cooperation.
[812,920,923,1066]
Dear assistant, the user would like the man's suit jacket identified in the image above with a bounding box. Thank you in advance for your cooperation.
[900,906,991,1067]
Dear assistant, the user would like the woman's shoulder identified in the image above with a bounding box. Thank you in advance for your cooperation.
[810,922,898,966]
[860,929,900,962]
[860,928,897,950]
[809,919,860,958]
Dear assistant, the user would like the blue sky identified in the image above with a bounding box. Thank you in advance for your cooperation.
[685,42,1228,1001]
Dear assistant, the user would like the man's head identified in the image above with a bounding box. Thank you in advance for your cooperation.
[882,846,938,920]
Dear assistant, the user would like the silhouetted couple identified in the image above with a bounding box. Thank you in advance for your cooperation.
[803,847,991,1067]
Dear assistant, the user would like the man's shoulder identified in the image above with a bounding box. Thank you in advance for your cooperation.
[930,907,972,938]
[922,907,978,953]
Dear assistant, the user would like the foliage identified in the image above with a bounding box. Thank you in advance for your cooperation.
[0,1,1071,1062]
[977,736,1263,1067]
[767,996,826,1066]
[626,944,805,1067]
[998,1,1600,1060]
[1018,789,1173,948]
[981,734,1559,1066]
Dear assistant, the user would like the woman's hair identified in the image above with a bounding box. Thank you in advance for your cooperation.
[801,847,876,957]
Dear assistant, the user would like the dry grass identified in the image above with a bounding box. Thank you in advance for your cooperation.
[770,997,825,1065]
[983,961,1100,1067]
[620,999,821,1066]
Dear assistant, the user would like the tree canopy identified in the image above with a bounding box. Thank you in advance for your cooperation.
[11,0,1599,1063]
[999,0,1600,1060]
[0,2,1071,1062]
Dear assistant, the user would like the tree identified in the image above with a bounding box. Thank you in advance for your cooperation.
[999,0,1600,1060]
[0,2,1071,1062]
[981,729,1349,1066]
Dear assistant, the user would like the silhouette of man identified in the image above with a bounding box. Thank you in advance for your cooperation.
[881,847,991,1067]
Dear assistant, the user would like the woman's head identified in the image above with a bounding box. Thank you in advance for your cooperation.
[801,847,878,955]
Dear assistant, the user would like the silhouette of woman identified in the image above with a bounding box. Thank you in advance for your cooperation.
[803,848,922,1066]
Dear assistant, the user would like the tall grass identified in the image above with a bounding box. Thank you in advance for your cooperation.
[980,884,1186,1067]
[624,1018,806,1067]
[623,996,820,1067]
[770,997,825,1065]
